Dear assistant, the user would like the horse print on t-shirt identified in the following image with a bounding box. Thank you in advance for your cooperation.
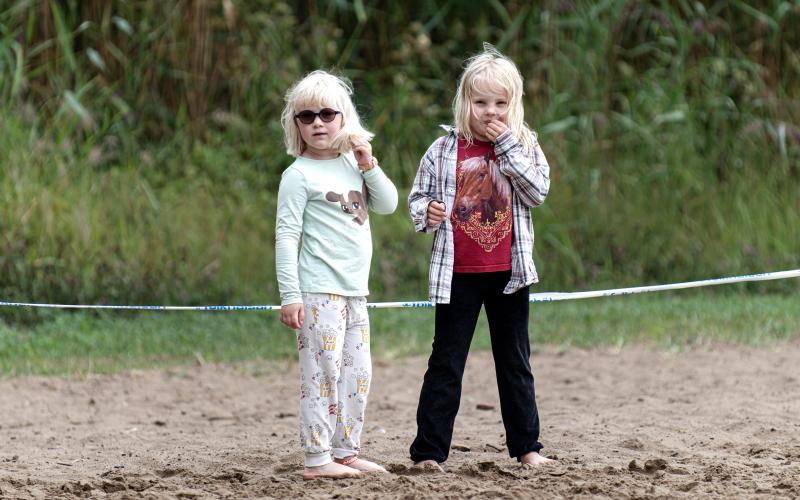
[452,153,512,252]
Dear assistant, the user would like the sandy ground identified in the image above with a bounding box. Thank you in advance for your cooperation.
[2,340,800,499]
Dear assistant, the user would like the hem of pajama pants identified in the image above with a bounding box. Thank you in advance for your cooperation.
[305,452,332,467]
[332,448,358,460]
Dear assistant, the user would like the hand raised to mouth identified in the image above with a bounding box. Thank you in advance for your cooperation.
[485,119,508,142]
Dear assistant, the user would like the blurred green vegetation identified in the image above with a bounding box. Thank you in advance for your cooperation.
[0,0,799,324]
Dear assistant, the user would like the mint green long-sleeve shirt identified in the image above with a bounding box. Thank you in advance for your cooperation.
[275,153,398,306]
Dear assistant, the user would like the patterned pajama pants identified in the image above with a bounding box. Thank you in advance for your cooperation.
[297,293,372,467]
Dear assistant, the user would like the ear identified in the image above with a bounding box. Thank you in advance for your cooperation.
[325,191,340,202]
[348,190,363,204]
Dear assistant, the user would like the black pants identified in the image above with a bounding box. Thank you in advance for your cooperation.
[409,271,543,463]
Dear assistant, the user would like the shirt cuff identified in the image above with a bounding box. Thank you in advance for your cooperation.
[361,165,383,178]
[493,130,519,156]
[280,294,303,307]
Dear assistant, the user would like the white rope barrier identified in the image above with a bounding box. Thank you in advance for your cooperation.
[369,269,800,308]
[1,269,798,311]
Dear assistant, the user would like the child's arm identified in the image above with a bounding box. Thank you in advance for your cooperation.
[494,130,550,207]
[363,166,398,215]
[350,146,397,214]
[408,141,441,232]
[275,168,308,315]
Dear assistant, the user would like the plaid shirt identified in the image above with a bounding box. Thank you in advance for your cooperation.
[408,128,551,304]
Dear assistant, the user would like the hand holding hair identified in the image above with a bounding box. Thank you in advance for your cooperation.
[351,139,376,171]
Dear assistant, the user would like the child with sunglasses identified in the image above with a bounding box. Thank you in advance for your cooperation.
[276,70,398,480]
[408,45,552,470]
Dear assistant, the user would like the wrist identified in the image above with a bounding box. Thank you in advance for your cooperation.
[358,156,377,172]
[493,130,515,152]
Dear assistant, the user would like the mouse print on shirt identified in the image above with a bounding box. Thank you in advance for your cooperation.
[326,182,369,225]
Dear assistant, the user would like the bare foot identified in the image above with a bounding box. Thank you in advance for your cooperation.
[335,456,388,473]
[413,459,444,472]
[302,461,362,480]
[520,451,553,468]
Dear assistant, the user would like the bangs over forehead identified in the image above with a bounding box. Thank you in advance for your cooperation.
[469,74,511,99]
[290,77,347,112]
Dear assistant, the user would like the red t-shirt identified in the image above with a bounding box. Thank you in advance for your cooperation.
[451,138,513,273]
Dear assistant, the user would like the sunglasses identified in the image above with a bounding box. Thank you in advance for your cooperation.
[294,108,341,125]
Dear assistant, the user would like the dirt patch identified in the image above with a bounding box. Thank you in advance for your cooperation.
[2,341,800,498]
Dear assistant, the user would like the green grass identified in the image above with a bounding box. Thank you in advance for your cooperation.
[1,290,798,377]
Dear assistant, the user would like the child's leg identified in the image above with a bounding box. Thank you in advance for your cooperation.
[483,274,544,460]
[331,297,370,459]
[297,293,347,468]
[409,273,483,464]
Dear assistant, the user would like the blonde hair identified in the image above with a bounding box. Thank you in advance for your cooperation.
[453,44,535,152]
[281,70,373,157]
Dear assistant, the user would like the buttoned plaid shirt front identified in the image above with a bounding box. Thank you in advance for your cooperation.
[408,128,551,304]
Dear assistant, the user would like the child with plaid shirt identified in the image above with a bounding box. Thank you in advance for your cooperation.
[408,45,552,469]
